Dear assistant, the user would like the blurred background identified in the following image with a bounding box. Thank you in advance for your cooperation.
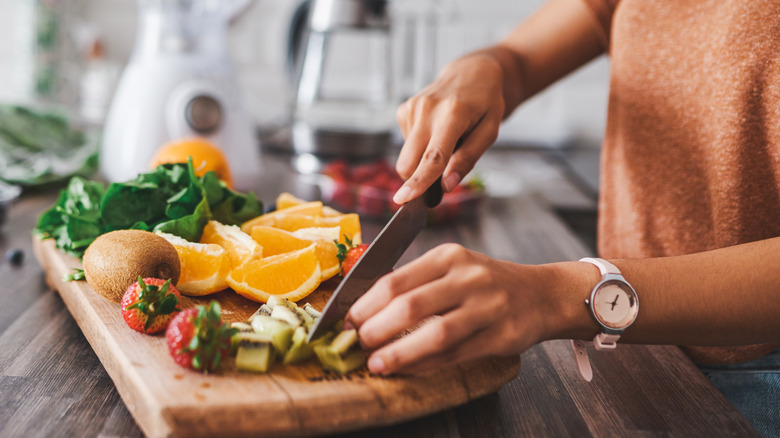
[0,0,608,146]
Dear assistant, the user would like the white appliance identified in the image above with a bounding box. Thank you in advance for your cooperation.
[101,0,260,190]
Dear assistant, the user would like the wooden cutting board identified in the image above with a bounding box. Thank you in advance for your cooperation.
[33,237,521,438]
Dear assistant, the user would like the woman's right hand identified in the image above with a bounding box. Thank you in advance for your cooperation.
[392,52,507,205]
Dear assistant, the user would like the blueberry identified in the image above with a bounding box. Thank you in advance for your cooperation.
[5,248,23,265]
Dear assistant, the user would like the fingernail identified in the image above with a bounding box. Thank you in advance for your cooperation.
[393,186,411,204]
[368,355,386,374]
[443,172,461,192]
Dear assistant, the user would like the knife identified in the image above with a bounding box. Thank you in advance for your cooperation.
[307,175,446,342]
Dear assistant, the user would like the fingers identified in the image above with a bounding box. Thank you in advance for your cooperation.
[346,245,455,328]
[357,278,460,350]
[442,108,502,191]
[365,300,498,375]
[401,325,506,375]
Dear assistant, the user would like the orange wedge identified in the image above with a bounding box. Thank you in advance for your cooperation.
[275,192,307,210]
[250,226,341,281]
[276,193,341,216]
[200,220,263,267]
[226,244,321,303]
[155,231,231,295]
[240,201,324,233]
[274,213,361,244]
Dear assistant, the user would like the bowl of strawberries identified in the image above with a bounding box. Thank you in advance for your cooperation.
[317,158,485,225]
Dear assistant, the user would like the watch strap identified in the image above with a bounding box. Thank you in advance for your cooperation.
[579,257,620,276]
[571,340,593,381]
[593,333,620,350]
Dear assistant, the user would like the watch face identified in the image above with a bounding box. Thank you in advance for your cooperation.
[592,280,638,329]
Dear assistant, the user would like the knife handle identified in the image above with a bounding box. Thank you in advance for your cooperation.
[422,138,463,208]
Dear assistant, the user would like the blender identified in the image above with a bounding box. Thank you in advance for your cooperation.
[100,0,260,190]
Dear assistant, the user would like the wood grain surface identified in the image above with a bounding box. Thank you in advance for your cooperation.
[33,237,521,438]
[0,149,760,438]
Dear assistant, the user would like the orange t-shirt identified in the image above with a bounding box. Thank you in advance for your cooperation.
[582,0,780,363]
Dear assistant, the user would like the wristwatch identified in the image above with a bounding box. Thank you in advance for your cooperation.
[571,257,639,381]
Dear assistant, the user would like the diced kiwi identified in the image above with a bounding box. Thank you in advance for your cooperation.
[302,303,321,319]
[271,306,303,328]
[329,329,358,355]
[250,315,294,355]
[230,322,255,355]
[314,346,367,375]
[235,333,276,373]
[282,326,315,364]
[267,296,295,311]
[249,304,273,320]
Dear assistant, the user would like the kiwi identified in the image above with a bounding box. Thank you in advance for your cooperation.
[250,315,294,355]
[314,328,366,374]
[235,333,276,373]
[82,230,181,302]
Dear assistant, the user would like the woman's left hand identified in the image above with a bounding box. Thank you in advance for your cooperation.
[345,243,564,375]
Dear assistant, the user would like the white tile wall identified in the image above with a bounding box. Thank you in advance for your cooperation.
[0,0,609,148]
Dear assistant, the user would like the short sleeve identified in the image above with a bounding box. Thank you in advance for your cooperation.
[579,0,621,50]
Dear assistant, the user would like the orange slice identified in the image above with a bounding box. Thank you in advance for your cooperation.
[274,213,361,244]
[240,201,324,234]
[227,244,322,303]
[275,192,307,210]
[250,226,341,281]
[200,220,263,267]
[155,231,231,295]
[275,193,341,217]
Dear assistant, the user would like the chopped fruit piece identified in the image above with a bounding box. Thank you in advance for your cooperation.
[273,213,361,244]
[121,277,181,334]
[200,220,263,267]
[156,231,231,295]
[235,332,276,373]
[250,315,295,354]
[166,301,236,372]
[226,244,322,303]
[291,226,340,242]
[240,201,324,233]
[314,328,366,374]
[250,226,341,281]
[339,242,369,276]
[275,192,307,210]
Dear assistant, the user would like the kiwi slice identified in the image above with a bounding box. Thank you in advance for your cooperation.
[235,333,276,373]
[302,303,321,320]
[313,328,366,374]
[283,326,335,364]
[314,347,367,375]
[230,322,254,355]
[249,304,272,320]
[250,315,294,355]
[271,306,303,328]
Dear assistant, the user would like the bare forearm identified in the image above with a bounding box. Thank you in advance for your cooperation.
[467,0,605,116]
[547,238,780,346]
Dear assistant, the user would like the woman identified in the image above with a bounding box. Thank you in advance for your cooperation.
[345,0,780,435]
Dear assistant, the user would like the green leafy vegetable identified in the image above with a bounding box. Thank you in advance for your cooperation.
[34,160,263,258]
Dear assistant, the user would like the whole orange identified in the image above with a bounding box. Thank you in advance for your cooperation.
[149,137,234,188]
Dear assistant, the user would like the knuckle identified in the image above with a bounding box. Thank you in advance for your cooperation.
[395,296,418,322]
[430,322,452,346]
[422,148,446,166]
[416,95,435,114]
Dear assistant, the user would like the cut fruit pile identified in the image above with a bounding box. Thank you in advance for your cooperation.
[158,193,362,304]
[232,296,365,374]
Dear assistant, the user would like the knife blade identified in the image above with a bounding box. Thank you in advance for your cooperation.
[307,176,445,342]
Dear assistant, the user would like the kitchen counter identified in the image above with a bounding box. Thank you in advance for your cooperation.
[0,148,758,437]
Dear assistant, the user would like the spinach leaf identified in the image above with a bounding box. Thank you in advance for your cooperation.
[34,161,263,258]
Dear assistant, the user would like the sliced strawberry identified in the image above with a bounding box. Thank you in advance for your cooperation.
[165,301,236,372]
[336,240,370,276]
[121,277,181,334]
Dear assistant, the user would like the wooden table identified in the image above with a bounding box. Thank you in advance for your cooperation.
[0,148,758,437]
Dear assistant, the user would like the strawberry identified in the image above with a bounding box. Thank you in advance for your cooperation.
[336,238,370,276]
[121,277,181,334]
[165,301,236,372]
